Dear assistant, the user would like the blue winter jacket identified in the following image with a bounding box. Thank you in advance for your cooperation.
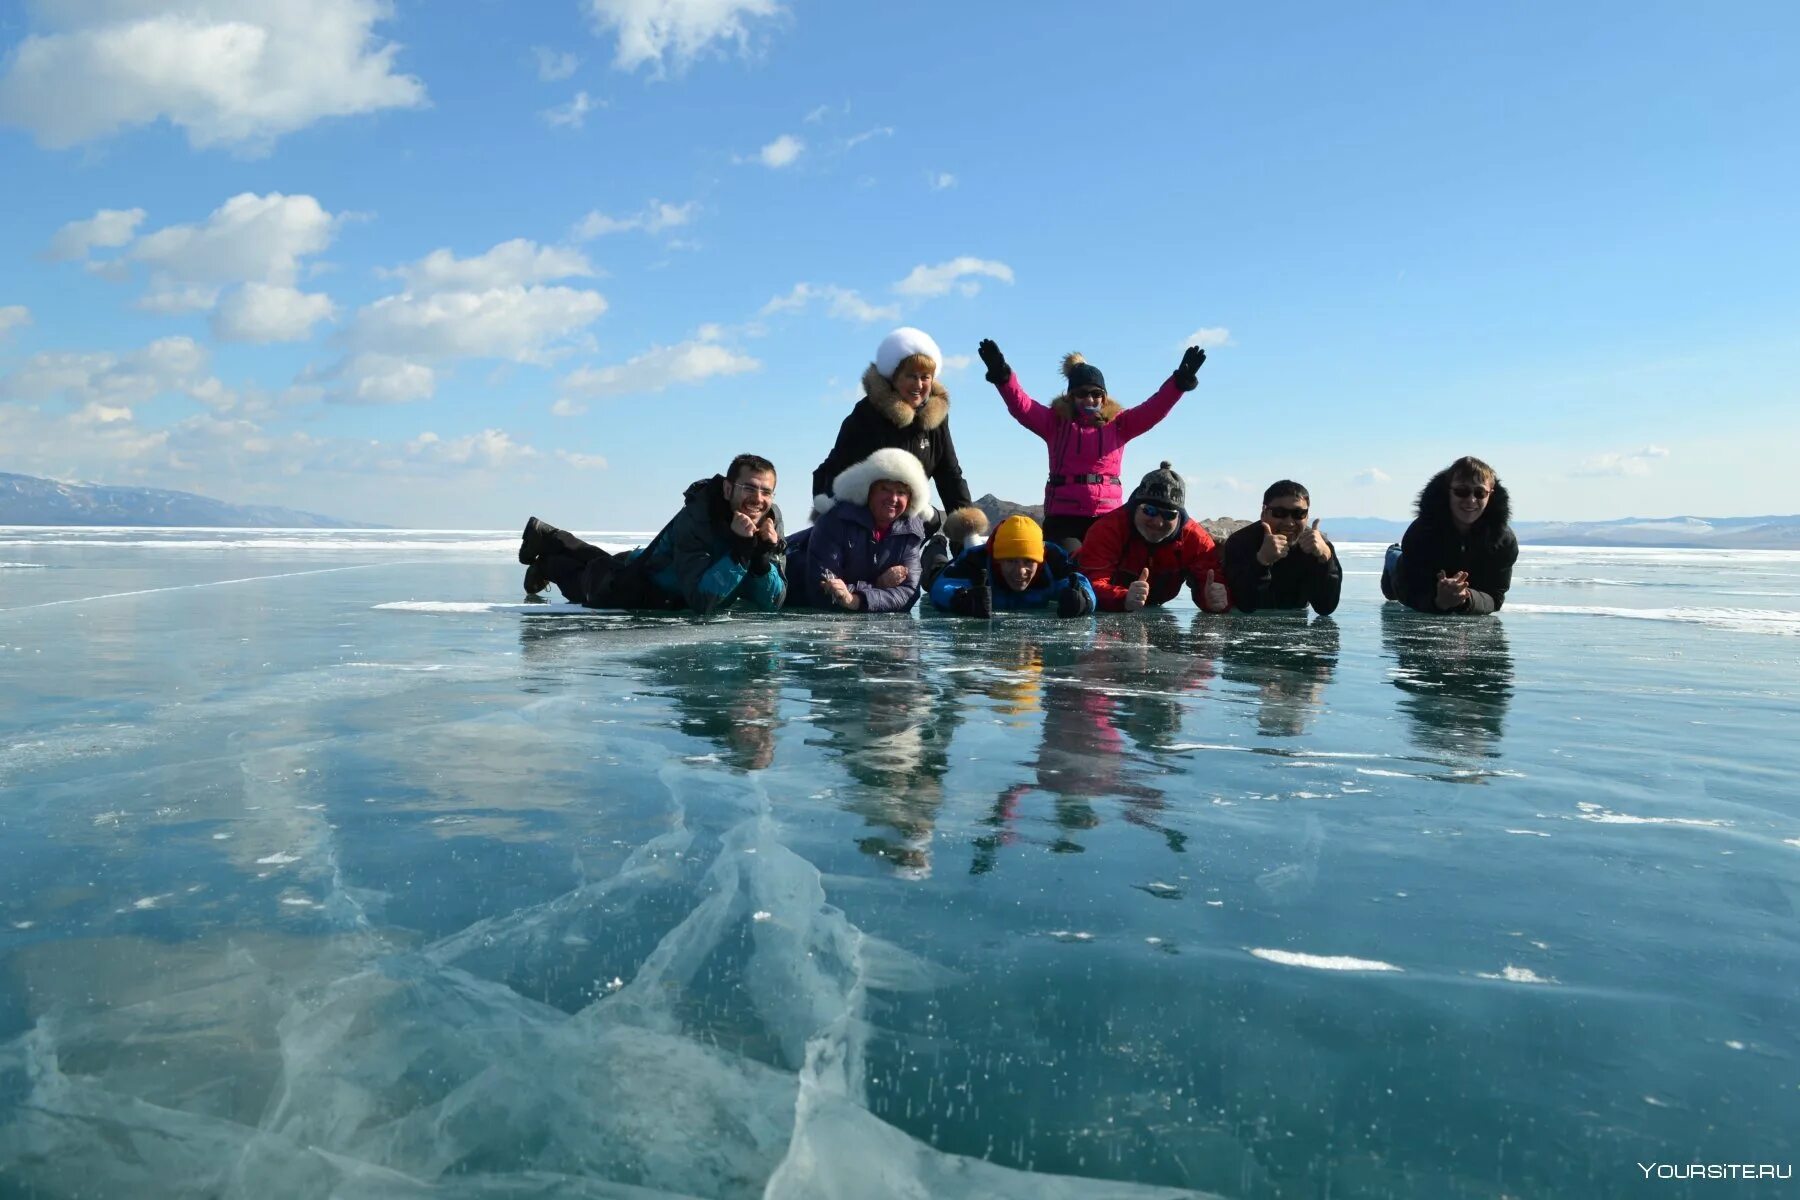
[609,475,786,615]
[928,541,1097,615]
[785,502,925,612]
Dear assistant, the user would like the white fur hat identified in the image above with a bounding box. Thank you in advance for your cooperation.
[874,327,942,380]
[815,447,935,523]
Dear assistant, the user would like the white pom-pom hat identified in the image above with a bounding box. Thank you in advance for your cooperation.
[874,327,942,380]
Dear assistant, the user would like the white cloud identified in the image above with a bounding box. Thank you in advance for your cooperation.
[941,354,972,372]
[755,133,803,168]
[534,47,580,81]
[137,285,222,315]
[408,429,537,467]
[47,208,146,261]
[1182,326,1233,349]
[1352,467,1391,486]
[543,90,603,129]
[760,283,897,323]
[336,353,436,405]
[844,126,892,149]
[1575,446,1671,478]
[0,336,220,411]
[561,335,759,399]
[350,285,608,364]
[130,193,339,286]
[802,103,831,124]
[0,306,30,339]
[572,199,697,239]
[892,256,1014,299]
[551,397,589,417]
[927,171,956,191]
[585,0,784,77]
[393,240,594,292]
[557,449,609,470]
[212,283,336,343]
[0,0,426,152]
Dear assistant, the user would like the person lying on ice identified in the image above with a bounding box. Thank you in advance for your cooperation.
[1380,455,1518,614]
[928,514,1097,619]
[518,453,786,615]
[1221,479,1342,615]
[1075,462,1233,614]
[785,448,930,613]
[975,337,1207,552]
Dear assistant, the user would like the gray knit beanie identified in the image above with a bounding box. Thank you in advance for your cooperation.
[1128,461,1186,511]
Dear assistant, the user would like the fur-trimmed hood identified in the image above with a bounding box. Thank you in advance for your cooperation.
[815,447,936,524]
[1049,352,1124,425]
[860,363,950,432]
[1416,465,1512,541]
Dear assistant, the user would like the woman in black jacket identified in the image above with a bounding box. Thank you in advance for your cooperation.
[1382,456,1519,614]
[811,327,982,537]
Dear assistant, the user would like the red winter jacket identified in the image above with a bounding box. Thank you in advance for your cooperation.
[1076,505,1231,612]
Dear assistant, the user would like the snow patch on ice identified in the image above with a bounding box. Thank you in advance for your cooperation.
[1250,948,1402,972]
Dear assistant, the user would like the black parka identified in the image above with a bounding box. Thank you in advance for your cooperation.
[1395,469,1519,614]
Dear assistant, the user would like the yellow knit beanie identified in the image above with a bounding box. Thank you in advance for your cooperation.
[989,514,1045,563]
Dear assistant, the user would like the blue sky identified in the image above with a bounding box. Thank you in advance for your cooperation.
[2,0,1796,528]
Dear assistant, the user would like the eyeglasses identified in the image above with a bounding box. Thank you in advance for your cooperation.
[1265,505,1308,520]
[733,481,775,498]
[1138,502,1179,520]
[1450,485,1490,500]
[1070,387,1105,401]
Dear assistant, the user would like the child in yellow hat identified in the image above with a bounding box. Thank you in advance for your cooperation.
[927,514,1096,618]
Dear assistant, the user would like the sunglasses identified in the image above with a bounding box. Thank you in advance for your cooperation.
[1265,505,1308,520]
[1138,502,1179,520]
[1450,485,1490,500]
[1071,387,1105,401]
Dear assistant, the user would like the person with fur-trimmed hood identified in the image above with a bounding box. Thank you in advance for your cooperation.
[811,328,985,546]
[976,337,1207,550]
[1077,462,1233,613]
[785,447,931,612]
[518,453,786,615]
[929,514,1097,619]
[1381,455,1518,614]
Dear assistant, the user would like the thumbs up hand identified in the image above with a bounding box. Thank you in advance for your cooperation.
[1255,520,1291,566]
[1125,566,1152,611]
[1202,568,1229,613]
[1294,517,1331,561]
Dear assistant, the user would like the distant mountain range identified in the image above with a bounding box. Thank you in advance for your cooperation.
[970,494,1800,551]
[1315,514,1800,549]
[0,472,373,528]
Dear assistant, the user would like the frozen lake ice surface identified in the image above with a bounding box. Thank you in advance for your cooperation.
[2,529,1798,1198]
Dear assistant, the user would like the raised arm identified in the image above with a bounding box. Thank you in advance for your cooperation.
[1114,346,1205,442]
[980,339,1057,441]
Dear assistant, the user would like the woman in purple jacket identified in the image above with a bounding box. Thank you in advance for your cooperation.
[785,448,930,612]
[976,339,1208,550]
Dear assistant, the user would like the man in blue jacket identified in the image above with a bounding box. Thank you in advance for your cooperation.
[519,453,786,615]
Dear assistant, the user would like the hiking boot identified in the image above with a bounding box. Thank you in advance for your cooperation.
[519,516,558,564]
[523,561,549,596]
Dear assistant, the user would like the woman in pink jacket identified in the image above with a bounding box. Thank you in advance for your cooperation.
[976,339,1207,550]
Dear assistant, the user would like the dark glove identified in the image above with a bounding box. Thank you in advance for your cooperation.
[977,338,1011,385]
[1173,345,1206,392]
[1057,586,1093,618]
[953,568,994,617]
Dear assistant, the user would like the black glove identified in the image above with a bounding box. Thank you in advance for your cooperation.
[953,567,994,617]
[1057,586,1093,618]
[1173,345,1206,392]
[977,338,1011,385]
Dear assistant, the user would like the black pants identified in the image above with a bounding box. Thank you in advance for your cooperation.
[533,527,608,603]
[1042,513,1097,554]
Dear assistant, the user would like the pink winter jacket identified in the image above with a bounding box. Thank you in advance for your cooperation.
[995,372,1187,519]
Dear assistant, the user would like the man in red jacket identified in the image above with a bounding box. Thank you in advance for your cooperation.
[1076,462,1231,613]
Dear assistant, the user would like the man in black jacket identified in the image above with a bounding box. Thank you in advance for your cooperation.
[1222,480,1342,614]
[1381,456,1518,614]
